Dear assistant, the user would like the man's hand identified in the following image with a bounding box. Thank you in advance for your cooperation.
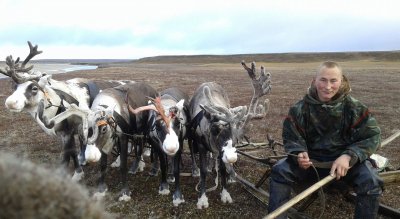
[297,152,313,169]
[330,154,352,180]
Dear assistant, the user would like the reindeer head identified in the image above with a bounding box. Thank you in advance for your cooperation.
[83,105,115,163]
[197,62,271,165]
[3,42,45,113]
[127,96,181,156]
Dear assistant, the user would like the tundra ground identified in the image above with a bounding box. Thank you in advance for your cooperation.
[0,61,399,218]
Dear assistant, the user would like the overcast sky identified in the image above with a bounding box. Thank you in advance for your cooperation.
[0,0,399,59]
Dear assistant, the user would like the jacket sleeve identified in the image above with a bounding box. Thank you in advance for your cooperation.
[282,104,308,155]
[344,103,381,163]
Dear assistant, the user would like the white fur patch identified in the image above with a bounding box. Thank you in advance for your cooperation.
[220,188,233,203]
[138,159,145,172]
[71,171,84,182]
[173,196,185,207]
[5,82,30,112]
[163,129,179,156]
[111,156,121,168]
[176,99,185,110]
[159,187,170,195]
[143,147,151,157]
[197,194,209,209]
[78,153,87,166]
[85,144,101,163]
[222,140,237,164]
[118,194,131,202]
[93,189,107,200]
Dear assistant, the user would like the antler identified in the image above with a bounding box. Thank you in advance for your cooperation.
[126,94,171,132]
[235,61,272,138]
[21,41,42,70]
[202,86,234,123]
[0,41,43,84]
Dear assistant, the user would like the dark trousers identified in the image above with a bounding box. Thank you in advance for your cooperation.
[268,158,383,219]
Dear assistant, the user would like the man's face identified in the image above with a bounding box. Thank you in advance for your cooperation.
[314,66,342,102]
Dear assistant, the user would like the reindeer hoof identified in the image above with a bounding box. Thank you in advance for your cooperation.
[228,177,237,184]
[173,191,185,207]
[173,197,185,207]
[159,183,170,195]
[71,171,84,182]
[138,160,145,172]
[196,194,209,209]
[111,156,121,168]
[93,189,107,200]
[220,188,233,203]
[167,176,175,183]
[78,154,87,166]
[192,168,200,177]
[118,194,131,202]
[149,167,159,176]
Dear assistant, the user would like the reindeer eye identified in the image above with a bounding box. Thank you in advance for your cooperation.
[210,124,220,135]
[100,126,107,134]
[31,85,38,94]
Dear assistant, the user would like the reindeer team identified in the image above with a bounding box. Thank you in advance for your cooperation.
[0,41,271,208]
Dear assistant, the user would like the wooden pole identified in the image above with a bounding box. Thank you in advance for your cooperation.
[263,130,400,219]
[264,174,335,219]
[381,129,400,148]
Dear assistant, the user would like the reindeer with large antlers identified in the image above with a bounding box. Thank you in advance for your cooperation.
[188,61,271,209]
[1,41,129,181]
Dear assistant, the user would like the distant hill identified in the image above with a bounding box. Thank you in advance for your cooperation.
[1,51,399,66]
[134,51,400,64]
[35,59,134,64]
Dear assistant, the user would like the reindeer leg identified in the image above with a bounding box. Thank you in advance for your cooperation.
[93,151,108,200]
[188,138,200,177]
[60,131,83,181]
[149,144,160,176]
[197,145,209,209]
[173,144,185,206]
[60,133,72,169]
[128,139,143,174]
[78,133,87,166]
[71,136,84,182]
[158,147,170,195]
[118,136,131,201]
[219,157,233,204]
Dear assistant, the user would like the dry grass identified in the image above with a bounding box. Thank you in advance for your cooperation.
[0,60,399,218]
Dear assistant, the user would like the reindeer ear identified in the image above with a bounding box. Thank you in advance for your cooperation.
[38,75,51,88]
[176,99,185,111]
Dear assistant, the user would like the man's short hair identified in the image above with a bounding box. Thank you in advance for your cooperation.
[319,61,342,73]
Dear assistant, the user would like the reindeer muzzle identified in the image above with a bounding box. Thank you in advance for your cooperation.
[222,140,237,164]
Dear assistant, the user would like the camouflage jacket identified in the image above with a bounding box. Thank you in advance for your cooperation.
[282,76,381,163]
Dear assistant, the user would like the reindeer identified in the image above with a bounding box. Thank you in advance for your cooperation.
[1,41,127,181]
[127,87,194,206]
[188,61,271,209]
[79,82,161,201]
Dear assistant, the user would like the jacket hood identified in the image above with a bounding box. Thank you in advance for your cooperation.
[305,74,351,105]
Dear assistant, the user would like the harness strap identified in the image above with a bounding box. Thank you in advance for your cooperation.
[79,81,100,107]
[53,88,80,106]
[112,110,132,134]
[189,110,204,131]
[310,159,333,169]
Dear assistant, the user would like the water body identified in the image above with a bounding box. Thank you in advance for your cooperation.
[0,63,98,79]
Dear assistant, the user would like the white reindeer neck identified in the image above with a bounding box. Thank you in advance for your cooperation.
[40,75,90,110]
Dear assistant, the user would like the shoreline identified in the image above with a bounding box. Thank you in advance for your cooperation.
[0,63,98,79]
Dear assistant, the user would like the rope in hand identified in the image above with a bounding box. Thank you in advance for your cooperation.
[285,152,327,219]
